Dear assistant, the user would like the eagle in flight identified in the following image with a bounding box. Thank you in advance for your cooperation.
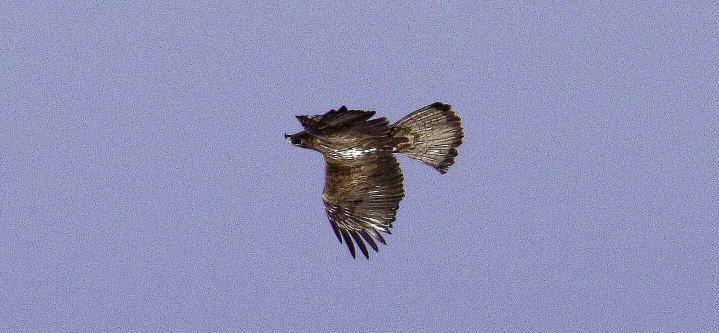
[285,102,463,259]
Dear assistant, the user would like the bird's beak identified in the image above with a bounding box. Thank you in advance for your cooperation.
[284,133,291,143]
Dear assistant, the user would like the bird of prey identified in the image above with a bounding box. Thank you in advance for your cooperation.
[285,102,463,259]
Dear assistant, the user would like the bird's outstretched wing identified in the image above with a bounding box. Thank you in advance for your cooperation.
[322,151,404,259]
[296,106,376,134]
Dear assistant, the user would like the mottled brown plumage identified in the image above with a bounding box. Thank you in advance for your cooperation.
[286,103,463,258]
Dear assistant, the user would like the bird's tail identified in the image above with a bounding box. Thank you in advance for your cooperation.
[390,102,464,174]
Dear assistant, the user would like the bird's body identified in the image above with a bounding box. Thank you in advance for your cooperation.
[286,102,463,258]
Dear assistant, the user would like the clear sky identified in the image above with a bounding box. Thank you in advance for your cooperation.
[2,2,718,331]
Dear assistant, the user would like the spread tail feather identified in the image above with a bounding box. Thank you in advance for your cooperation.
[390,102,464,174]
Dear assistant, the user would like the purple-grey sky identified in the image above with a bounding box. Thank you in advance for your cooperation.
[2,2,718,331]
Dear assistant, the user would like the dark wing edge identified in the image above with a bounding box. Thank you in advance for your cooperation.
[297,107,376,133]
[322,153,404,259]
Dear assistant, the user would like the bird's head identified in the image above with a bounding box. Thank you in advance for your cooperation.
[285,131,313,149]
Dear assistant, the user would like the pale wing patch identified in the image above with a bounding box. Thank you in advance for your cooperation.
[329,147,378,159]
